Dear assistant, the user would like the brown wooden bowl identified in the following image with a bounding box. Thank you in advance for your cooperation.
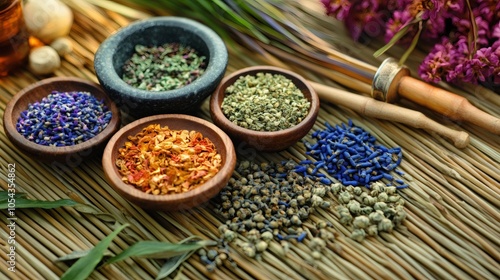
[3,77,121,165]
[210,66,320,152]
[102,114,236,211]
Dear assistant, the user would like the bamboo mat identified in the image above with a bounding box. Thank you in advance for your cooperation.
[1,1,499,280]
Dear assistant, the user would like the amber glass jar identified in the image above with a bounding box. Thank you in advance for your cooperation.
[0,0,30,76]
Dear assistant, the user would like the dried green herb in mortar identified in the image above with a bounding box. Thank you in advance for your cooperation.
[122,43,206,91]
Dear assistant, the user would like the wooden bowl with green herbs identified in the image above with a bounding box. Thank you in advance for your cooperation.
[102,114,237,211]
[210,66,320,152]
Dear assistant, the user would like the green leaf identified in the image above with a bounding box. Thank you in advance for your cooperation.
[399,21,423,65]
[373,17,422,58]
[0,191,27,202]
[73,204,117,223]
[60,224,129,280]
[105,239,217,265]
[156,252,192,280]
[55,249,114,262]
[0,192,79,209]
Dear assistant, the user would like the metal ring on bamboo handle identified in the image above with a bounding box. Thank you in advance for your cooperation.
[372,58,410,103]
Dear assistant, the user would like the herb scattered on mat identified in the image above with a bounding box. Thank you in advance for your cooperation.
[122,43,206,91]
[212,160,336,262]
[115,124,222,195]
[297,120,407,188]
[221,72,310,131]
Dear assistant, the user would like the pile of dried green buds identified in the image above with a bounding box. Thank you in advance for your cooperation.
[210,160,336,261]
[332,181,407,242]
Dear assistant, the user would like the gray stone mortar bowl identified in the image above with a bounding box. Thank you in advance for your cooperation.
[94,16,228,119]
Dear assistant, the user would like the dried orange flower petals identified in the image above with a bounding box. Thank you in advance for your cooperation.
[116,124,222,195]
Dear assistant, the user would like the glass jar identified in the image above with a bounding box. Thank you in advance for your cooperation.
[0,0,30,76]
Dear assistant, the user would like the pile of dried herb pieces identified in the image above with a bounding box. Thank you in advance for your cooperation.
[116,124,221,195]
[122,43,206,91]
[16,91,112,146]
[205,120,408,267]
[221,72,310,131]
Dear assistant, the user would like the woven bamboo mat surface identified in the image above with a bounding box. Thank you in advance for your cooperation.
[1,1,499,279]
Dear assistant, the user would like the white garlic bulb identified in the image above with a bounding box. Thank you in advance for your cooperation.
[50,37,73,56]
[29,46,60,75]
[24,0,73,43]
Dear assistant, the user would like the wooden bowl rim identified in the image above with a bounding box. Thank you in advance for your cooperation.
[3,76,121,158]
[102,114,237,208]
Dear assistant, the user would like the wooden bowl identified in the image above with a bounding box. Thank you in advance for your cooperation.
[94,16,228,119]
[3,77,121,165]
[102,114,236,211]
[210,66,320,152]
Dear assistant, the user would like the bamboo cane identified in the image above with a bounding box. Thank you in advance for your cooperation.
[310,81,470,148]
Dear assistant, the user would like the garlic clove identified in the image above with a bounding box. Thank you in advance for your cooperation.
[24,0,73,43]
[29,46,60,75]
[50,37,73,56]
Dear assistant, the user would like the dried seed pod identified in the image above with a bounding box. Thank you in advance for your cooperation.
[309,237,326,251]
[311,250,322,260]
[247,229,261,243]
[223,230,237,242]
[353,186,363,196]
[393,208,407,225]
[360,206,374,215]
[311,195,324,207]
[374,201,388,211]
[345,186,354,193]
[290,215,302,226]
[331,183,343,194]
[378,218,394,232]
[339,191,353,204]
[316,220,327,229]
[378,192,389,202]
[321,201,331,209]
[318,228,334,240]
[388,195,401,203]
[255,240,268,252]
[207,249,218,261]
[313,187,327,197]
[363,195,377,206]
[218,224,229,233]
[352,215,371,229]
[385,186,397,195]
[366,224,378,236]
[339,211,353,225]
[242,243,256,258]
[261,231,273,242]
[369,210,385,223]
[252,213,266,222]
[350,229,366,242]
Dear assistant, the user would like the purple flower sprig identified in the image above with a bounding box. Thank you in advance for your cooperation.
[321,0,500,89]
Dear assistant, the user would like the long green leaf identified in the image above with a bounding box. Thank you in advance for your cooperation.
[399,21,423,65]
[0,191,27,202]
[155,252,191,280]
[373,17,422,58]
[105,239,217,264]
[0,192,79,209]
[56,249,114,262]
[60,224,129,280]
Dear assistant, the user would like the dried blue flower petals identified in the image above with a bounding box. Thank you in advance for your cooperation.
[16,91,112,146]
[301,120,406,188]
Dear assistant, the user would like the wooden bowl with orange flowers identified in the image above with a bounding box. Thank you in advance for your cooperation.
[102,114,236,211]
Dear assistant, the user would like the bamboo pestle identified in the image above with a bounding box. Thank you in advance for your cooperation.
[372,58,500,135]
[310,81,470,148]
